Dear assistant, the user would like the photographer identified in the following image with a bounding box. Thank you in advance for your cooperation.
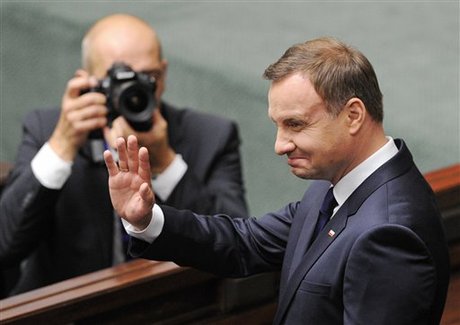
[0,14,248,295]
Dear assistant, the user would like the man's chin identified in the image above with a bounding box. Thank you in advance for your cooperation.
[290,167,315,180]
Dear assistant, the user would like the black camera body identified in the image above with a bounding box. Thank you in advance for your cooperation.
[84,62,157,132]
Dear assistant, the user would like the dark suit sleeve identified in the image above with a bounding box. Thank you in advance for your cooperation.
[131,202,299,277]
[165,119,249,218]
[0,110,58,266]
[343,224,437,325]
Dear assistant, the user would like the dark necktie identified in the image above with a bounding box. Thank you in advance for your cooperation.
[311,187,338,243]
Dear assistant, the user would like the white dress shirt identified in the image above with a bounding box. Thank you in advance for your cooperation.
[331,137,398,217]
[31,141,187,200]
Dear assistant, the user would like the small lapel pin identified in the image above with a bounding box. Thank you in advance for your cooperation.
[328,229,336,237]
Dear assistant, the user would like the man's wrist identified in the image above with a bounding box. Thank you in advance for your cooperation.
[49,134,78,162]
[31,142,73,189]
[122,204,165,243]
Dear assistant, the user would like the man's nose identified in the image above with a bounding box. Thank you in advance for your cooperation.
[274,130,295,156]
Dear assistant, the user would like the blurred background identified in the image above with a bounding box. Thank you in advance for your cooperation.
[1,1,459,217]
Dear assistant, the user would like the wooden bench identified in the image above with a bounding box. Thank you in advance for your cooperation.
[0,260,279,324]
[0,163,459,324]
[426,163,460,325]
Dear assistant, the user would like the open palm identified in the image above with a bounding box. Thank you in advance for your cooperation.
[104,135,155,230]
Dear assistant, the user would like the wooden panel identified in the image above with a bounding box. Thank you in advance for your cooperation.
[440,272,460,325]
[424,163,460,210]
[0,260,218,324]
[425,163,460,247]
[425,164,460,194]
[0,258,278,324]
[424,164,460,324]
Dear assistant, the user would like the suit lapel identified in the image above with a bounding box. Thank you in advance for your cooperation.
[278,183,329,294]
[287,192,324,279]
[274,206,348,325]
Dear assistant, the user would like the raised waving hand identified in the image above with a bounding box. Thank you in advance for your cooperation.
[103,135,155,230]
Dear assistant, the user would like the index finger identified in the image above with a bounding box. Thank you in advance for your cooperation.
[65,72,97,99]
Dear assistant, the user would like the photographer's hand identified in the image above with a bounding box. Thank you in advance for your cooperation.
[105,108,176,176]
[49,69,107,161]
[104,135,155,230]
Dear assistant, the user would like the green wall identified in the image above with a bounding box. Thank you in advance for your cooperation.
[1,1,459,216]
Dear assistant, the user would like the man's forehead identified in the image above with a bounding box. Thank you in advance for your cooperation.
[268,74,321,103]
[90,40,161,73]
[267,77,326,122]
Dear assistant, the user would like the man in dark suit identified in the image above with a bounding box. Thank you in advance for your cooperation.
[104,37,450,324]
[0,14,248,295]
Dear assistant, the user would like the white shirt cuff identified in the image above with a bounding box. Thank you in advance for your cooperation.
[31,142,72,189]
[152,154,188,201]
[122,204,165,243]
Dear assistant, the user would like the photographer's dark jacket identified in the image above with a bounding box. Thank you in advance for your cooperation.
[0,101,248,295]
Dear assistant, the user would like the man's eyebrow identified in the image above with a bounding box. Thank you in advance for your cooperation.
[283,117,306,125]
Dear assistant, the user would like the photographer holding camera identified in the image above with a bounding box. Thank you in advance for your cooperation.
[0,14,248,295]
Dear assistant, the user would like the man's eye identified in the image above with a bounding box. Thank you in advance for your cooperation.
[287,121,303,128]
[141,69,162,79]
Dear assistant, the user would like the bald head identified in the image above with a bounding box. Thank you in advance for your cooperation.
[82,14,162,77]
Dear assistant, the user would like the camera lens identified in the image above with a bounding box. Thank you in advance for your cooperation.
[105,62,156,131]
[121,85,150,113]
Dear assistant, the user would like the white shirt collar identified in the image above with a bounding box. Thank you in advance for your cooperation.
[333,136,398,210]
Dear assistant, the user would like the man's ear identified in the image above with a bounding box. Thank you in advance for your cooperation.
[345,97,366,135]
[155,59,168,99]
